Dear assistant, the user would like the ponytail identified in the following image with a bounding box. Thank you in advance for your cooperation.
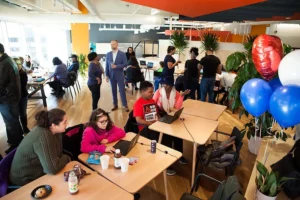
[35,109,66,128]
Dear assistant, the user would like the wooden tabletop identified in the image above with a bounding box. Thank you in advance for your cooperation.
[2,161,133,200]
[78,132,182,194]
[149,114,219,144]
[245,138,295,200]
[182,99,226,121]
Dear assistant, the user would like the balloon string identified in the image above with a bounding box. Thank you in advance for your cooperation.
[254,117,259,154]
[267,118,276,136]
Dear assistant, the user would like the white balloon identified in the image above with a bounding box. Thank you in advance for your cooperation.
[279,50,300,86]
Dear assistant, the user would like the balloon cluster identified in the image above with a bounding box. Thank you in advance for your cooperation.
[240,34,300,128]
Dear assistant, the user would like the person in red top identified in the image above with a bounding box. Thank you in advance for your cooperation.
[81,108,126,154]
[133,81,187,176]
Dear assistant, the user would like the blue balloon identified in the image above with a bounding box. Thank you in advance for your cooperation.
[269,85,300,128]
[268,78,282,92]
[240,78,273,117]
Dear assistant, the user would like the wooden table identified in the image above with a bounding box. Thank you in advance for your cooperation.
[27,74,52,107]
[245,138,295,200]
[182,99,226,121]
[78,133,182,200]
[2,161,133,200]
[149,114,219,187]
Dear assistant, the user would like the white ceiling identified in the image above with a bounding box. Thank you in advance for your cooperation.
[0,0,176,25]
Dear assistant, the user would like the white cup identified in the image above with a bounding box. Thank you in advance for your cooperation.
[120,158,130,172]
[100,155,110,170]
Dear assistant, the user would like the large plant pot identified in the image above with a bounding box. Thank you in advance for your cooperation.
[256,189,277,200]
[248,135,262,155]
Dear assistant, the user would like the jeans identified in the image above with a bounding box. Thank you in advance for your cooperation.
[0,103,24,145]
[88,84,101,110]
[19,96,29,131]
[154,77,162,91]
[184,78,198,100]
[200,77,216,103]
[140,128,183,153]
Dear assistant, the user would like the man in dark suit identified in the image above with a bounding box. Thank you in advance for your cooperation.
[105,40,129,112]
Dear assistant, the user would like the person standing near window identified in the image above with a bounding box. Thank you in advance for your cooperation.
[14,57,30,134]
[87,52,102,110]
[184,47,201,100]
[162,46,181,80]
[199,49,222,103]
[0,43,24,154]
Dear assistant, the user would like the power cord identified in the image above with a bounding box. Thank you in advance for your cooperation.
[137,142,179,159]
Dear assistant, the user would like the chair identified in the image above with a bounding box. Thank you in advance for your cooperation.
[61,72,78,99]
[180,175,245,200]
[0,148,20,197]
[193,127,243,192]
[125,67,144,95]
[76,71,81,92]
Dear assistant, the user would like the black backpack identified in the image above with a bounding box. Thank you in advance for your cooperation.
[271,139,300,199]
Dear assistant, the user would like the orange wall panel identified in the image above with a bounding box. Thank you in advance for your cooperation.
[231,35,244,43]
[71,23,89,55]
[250,25,267,36]
[78,0,89,14]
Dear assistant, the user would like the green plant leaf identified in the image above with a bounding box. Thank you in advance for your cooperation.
[257,174,263,188]
[260,184,269,194]
[200,32,220,51]
[269,182,278,197]
[170,30,188,56]
[257,161,268,177]
[266,172,277,190]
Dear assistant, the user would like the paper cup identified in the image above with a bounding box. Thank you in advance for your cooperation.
[100,155,110,170]
[120,158,130,172]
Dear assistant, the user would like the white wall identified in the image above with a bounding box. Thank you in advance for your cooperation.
[268,24,300,48]
[158,39,244,69]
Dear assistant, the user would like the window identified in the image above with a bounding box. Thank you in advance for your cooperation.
[8,37,19,42]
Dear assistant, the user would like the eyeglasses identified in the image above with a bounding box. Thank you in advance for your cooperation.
[97,120,108,125]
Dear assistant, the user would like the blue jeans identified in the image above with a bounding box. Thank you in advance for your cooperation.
[0,103,24,145]
[200,77,216,103]
[154,77,162,91]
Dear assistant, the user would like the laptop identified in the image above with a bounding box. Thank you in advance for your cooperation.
[159,107,184,124]
[146,62,154,68]
[113,133,140,156]
[140,60,146,65]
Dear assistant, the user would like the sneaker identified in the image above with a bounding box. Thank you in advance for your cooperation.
[179,157,188,165]
[5,145,18,154]
[111,106,118,111]
[166,168,176,176]
[124,107,129,112]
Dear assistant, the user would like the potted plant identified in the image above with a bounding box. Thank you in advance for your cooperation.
[78,54,88,78]
[226,36,291,154]
[170,30,188,68]
[256,161,293,200]
[200,32,220,52]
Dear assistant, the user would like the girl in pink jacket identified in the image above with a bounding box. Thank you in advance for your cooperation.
[81,108,126,153]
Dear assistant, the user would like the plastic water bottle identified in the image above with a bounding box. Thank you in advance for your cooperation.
[68,171,79,195]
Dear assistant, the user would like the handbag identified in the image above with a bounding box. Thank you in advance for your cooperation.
[271,139,300,199]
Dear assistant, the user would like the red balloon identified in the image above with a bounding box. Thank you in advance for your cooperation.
[252,34,283,81]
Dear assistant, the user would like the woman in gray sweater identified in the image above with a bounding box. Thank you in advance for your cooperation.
[9,108,70,186]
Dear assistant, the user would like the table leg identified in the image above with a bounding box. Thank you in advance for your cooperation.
[191,142,197,187]
[158,132,163,144]
[40,84,47,107]
[163,170,169,200]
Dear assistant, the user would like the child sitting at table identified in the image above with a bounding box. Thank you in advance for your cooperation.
[81,108,126,154]
[154,61,164,91]
[133,81,186,176]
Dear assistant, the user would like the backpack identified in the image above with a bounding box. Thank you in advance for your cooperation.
[124,111,139,133]
[62,124,85,161]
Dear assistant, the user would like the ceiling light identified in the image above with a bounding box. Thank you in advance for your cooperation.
[151,9,160,15]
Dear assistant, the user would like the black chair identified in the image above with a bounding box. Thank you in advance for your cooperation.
[125,67,144,95]
[61,72,78,99]
[180,175,245,200]
[193,127,243,192]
